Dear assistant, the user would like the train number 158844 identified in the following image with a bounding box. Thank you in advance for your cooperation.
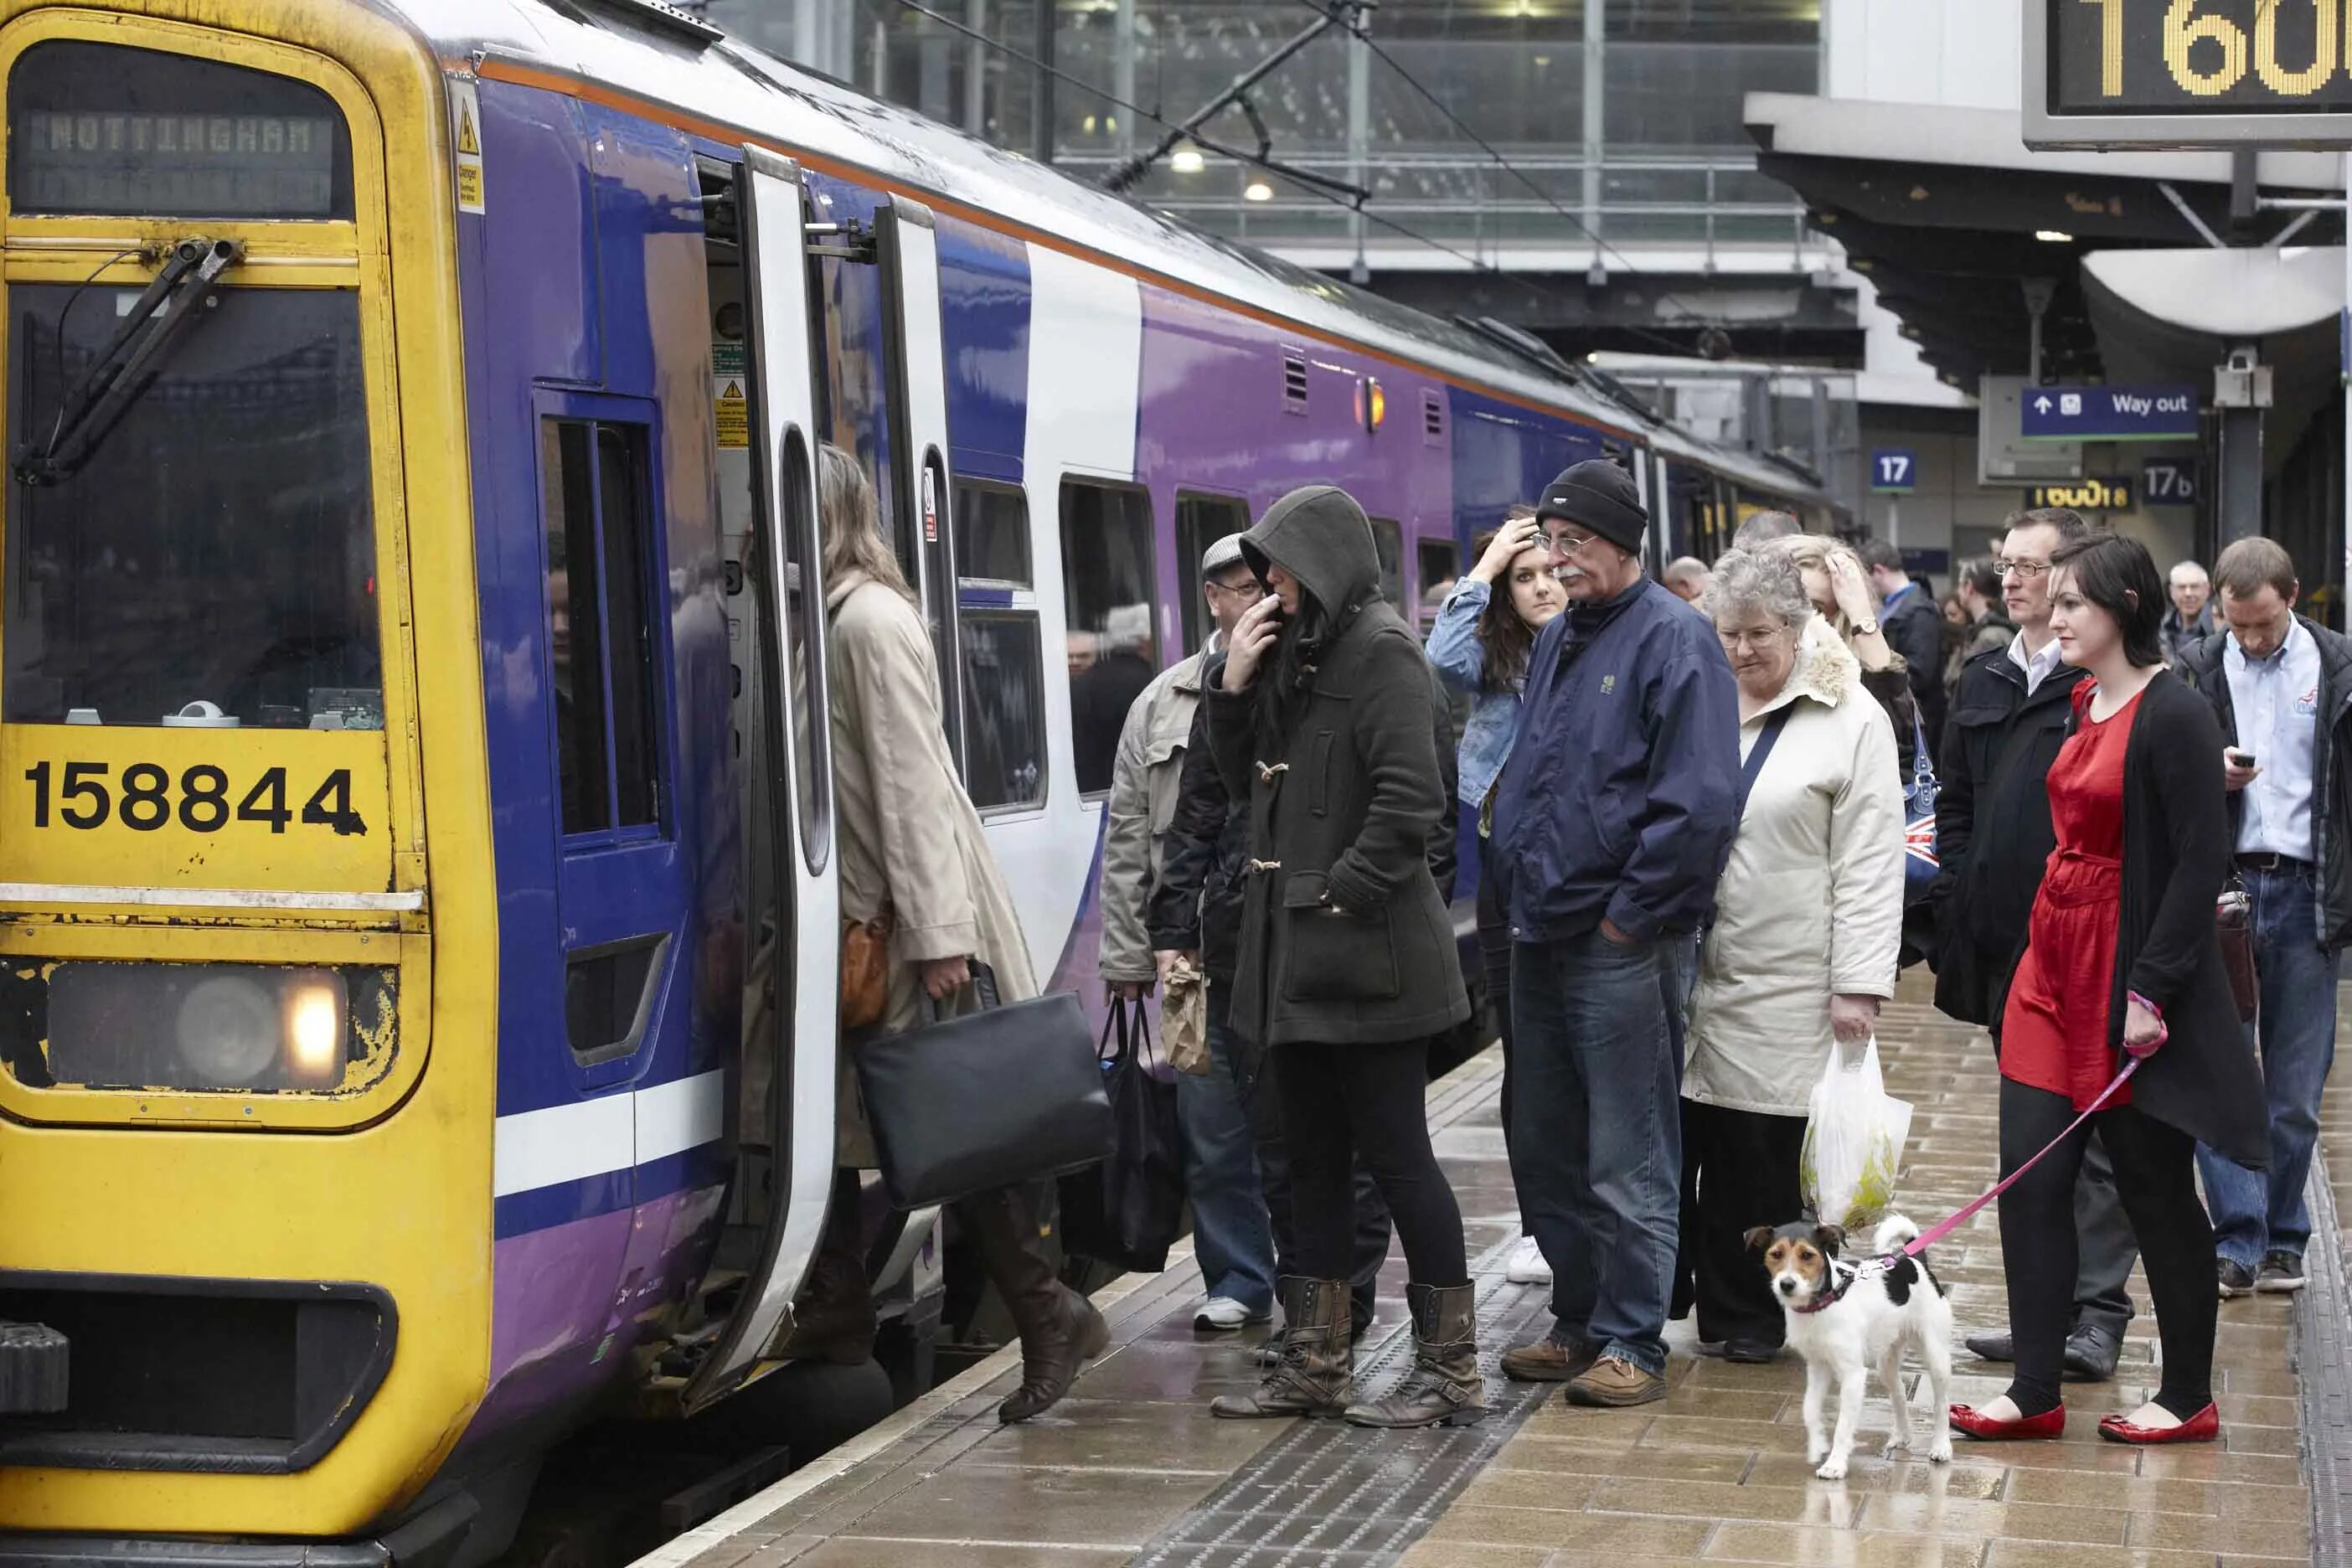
[21,761,368,838]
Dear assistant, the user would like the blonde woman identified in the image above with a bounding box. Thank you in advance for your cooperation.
[1772,534,1921,775]
[819,445,1106,1424]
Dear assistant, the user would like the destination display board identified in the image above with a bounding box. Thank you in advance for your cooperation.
[2026,0,2352,148]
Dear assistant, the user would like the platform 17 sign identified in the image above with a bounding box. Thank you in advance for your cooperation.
[2027,0,2352,148]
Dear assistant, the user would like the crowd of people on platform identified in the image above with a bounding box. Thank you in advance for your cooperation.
[803,434,2349,1449]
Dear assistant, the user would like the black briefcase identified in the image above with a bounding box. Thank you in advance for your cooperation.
[854,963,1112,1209]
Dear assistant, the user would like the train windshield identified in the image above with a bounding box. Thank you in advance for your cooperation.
[0,39,376,731]
[3,284,377,729]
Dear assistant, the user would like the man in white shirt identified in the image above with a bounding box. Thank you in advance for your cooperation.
[2175,538,2352,1295]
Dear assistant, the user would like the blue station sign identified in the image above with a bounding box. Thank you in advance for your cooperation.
[2020,384,2200,442]
[1870,449,1919,494]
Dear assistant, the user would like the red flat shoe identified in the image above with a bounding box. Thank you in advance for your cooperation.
[2097,1403,2220,1445]
[1948,1402,2066,1441]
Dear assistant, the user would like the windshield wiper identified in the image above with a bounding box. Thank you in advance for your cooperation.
[13,237,242,488]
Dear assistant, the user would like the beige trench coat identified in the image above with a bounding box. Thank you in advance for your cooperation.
[827,570,1039,1166]
[1684,619,1905,1116]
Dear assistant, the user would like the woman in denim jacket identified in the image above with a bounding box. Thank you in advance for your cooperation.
[1425,505,1564,1287]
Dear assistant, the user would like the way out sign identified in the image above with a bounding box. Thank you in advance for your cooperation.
[2022,384,2200,441]
[1870,450,1919,494]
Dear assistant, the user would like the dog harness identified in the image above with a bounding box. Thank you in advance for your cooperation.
[1791,1260,1858,1315]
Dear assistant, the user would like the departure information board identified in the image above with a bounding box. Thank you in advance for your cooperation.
[2027,0,2352,147]
[5,39,353,220]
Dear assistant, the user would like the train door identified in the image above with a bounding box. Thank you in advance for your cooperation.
[683,149,838,1410]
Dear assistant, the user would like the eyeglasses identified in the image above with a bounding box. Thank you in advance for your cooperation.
[1996,558,2052,579]
[1204,577,1263,600]
[1546,532,1596,554]
[1716,625,1793,651]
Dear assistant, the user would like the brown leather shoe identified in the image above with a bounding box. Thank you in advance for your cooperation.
[1565,1354,1667,1408]
[1501,1330,1598,1383]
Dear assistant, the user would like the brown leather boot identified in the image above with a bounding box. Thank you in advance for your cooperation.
[771,1181,878,1366]
[1344,1282,1484,1429]
[1211,1277,1353,1420]
[957,1183,1110,1424]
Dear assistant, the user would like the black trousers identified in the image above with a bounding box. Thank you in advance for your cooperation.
[1223,984,1391,1332]
[1275,1037,1469,1289]
[1474,852,1516,1149]
[1998,1079,2215,1419]
[1674,1099,1807,1346]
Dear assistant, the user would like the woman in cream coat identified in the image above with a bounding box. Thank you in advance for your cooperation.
[813,444,1106,1423]
[1676,548,1906,1361]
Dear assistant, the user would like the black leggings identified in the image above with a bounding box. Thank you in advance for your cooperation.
[1276,1038,1468,1288]
[1998,1079,2215,1419]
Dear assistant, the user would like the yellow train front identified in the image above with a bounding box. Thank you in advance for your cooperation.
[0,0,855,1559]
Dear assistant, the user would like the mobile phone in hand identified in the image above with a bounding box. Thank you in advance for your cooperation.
[2230,749,2257,769]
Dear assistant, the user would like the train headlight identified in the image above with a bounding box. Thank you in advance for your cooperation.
[10,962,382,1094]
[175,973,280,1086]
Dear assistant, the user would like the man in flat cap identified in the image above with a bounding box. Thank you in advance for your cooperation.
[1100,533,1278,1330]
[1489,457,1741,1409]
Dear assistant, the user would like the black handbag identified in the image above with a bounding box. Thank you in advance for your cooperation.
[853,963,1112,1209]
[1060,1000,1186,1273]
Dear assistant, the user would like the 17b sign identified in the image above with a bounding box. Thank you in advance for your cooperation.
[1871,450,1919,494]
[2143,456,2200,506]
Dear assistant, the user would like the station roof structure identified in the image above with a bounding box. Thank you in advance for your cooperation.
[1743,92,2345,390]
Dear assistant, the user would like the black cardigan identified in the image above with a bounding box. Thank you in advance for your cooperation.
[2091,671,2267,1167]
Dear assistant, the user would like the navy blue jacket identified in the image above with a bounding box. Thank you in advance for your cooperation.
[1490,577,1741,942]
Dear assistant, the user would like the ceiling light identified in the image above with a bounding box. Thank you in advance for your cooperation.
[2035,229,2074,243]
[1244,179,1274,202]
[1171,146,1205,173]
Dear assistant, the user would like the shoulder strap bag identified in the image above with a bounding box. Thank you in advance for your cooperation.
[853,962,1112,1210]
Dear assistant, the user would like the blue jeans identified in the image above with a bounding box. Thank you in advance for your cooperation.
[1179,1013,1277,1314]
[1510,924,1694,1374]
[2197,861,2343,1270]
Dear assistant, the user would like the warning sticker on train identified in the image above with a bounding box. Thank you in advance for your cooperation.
[448,78,486,214]
[714,380,748,449]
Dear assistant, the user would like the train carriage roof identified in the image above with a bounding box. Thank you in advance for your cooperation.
[389,0,1831,508]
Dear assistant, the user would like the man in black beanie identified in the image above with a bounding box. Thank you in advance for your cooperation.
[1488,457,1742,1409]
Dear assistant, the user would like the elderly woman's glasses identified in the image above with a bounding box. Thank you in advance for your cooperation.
[1716,624,1793,652]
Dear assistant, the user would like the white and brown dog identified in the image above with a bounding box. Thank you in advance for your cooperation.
[1745,1215,1954,1479]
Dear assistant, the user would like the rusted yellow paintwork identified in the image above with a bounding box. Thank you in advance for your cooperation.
[0,0,496,1539]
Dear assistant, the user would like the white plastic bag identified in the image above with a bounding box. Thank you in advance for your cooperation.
[1799,1034,1914,1232]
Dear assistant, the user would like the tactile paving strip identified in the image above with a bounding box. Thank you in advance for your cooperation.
[2297,1162,2352,1568]
[1127,1257,1559,1568]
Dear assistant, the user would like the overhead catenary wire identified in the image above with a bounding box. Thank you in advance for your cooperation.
[1287,0,1728,330]
[888,0,1695,360]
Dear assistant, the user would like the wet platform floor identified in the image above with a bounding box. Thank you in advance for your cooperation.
[647,973,2338,1568]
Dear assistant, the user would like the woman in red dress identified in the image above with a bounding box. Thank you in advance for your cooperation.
[1950,534,2265,1447]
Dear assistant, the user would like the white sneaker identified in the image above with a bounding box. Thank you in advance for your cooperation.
[1506,1235,1552,1286]
[1194,1296,1261,1329]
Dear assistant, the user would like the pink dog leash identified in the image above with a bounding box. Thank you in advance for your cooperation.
[1882,1055,2144,1261]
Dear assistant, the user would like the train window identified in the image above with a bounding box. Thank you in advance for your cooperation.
[1175,492,1251,652]
[959,615,1046,810]
[955,481,1030,585]
[540,417,665,838]
[2,286,378,728]
[1417,538,1460,621]
[7,41,355,221]
[1060,481,1157,797]
[1368,518,1405,608]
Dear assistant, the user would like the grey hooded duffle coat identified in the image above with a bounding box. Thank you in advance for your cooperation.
[1204,486,1469,1050]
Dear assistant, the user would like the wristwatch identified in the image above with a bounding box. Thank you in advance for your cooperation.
[1854,616,1880,637]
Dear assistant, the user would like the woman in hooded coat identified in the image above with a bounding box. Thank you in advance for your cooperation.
[1203,484,1478,1431]
[818,446,1106,1425]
